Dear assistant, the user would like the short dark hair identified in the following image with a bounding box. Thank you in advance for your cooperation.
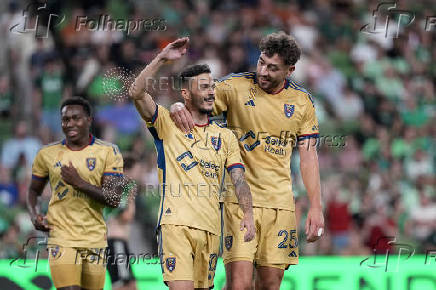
[259,31,301,66]
[179,64,211,88]
[60,97,92,116]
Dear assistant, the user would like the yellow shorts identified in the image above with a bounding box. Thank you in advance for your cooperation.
[222,203,299,269]
[48,246,107,289]
[158,224,220,288]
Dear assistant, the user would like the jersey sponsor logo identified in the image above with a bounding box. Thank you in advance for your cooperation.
[176,151,198,171]
[211,136,222,151]
[166,257,176,272]
[239,130,260,152]
[244,99,255,106]
[284,104,295,118]
[86,158,96,171]
[225,235,233,250]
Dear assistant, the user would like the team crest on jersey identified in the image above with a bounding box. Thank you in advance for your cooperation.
[284,104,295,118]
[50,246,60,258]
[211,137,222,151]
[166,257,176,272]
[225,236,233,250]
[86,158,96,171]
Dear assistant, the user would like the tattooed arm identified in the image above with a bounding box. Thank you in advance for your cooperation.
[230,168,255,242]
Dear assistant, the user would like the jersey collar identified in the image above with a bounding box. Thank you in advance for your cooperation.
[195,116,210,127]
[62,134,95,151]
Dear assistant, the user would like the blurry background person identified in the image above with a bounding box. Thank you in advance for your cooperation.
[106,155,139,290]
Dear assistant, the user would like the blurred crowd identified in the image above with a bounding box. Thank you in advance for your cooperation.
[0,0,434,260]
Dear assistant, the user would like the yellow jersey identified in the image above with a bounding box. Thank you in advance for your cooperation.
[31,135,123,248]
[147,105,244,235]
[214,72,319,211]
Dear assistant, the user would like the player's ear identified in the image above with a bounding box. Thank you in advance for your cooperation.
[181,88,190,101]
[287,65,295,77]
[86,116,93,126]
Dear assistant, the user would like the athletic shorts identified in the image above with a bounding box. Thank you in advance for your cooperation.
[48,245,106,289]
[222,203,299,270]
[158,224,220,288]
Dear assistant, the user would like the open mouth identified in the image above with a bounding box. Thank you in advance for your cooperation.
[204,97,215,103]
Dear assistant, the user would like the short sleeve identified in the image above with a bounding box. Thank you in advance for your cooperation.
[103,145,124,177]
[32,150,49,180]
[146,104,173,140]
[297,95,319,141]
[225,131,245,173]
[213,80,236,116]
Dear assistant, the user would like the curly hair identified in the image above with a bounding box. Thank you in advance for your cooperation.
[259,31,301,66]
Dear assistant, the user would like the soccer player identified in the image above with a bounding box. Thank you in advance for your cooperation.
[128,37,255,290]
[106,155,138,290]
[27,97,124,290]
[170,32,325,290]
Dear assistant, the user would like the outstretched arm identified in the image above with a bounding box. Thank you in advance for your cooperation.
[129,37,189,121]
[298,138,324,242]
[230,168,255,242]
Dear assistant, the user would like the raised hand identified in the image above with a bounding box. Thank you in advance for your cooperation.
[158,37,189,62]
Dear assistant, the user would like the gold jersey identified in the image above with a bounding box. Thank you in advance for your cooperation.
[31,135,123,248]
[213,72,319,211]
[147,105,244,235]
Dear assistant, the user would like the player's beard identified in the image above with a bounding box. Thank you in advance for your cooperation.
[192,94,214,115]
[199,107,213,114]
[258,76,283,93]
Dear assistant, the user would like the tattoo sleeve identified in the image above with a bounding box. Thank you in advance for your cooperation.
[230,168,253,215]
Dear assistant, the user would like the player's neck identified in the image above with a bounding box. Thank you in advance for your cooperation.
[190,109,209,127]
[65,134,91,150]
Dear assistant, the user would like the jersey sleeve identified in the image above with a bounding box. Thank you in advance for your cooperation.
[32,149,49,181]
[213,79,236,116]
[103,145,124,177]
[297,95,319,141]
[146,104,173,140]
[225,130,245,173]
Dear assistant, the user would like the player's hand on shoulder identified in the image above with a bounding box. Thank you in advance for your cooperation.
[169,102,194,133]
[240,212,255,242]
[158,37,189,62]
[305,206,324,243]
[30,213,51,232]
